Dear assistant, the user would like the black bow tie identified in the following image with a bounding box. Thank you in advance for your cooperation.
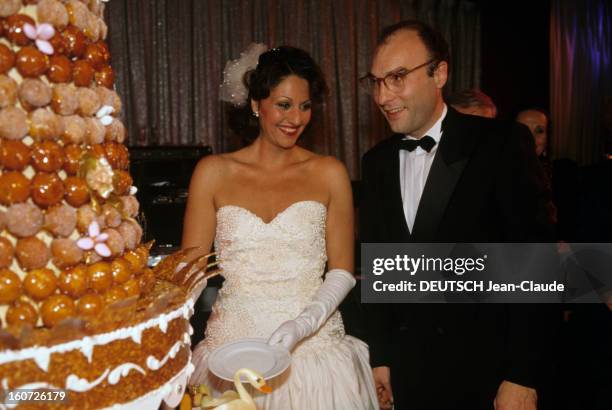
[398,135,436,153]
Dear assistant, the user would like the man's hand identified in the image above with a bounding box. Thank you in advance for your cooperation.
[372,366,393,410]
[494,380,537,410]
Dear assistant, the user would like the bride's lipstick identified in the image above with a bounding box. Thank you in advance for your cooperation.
[278,125,300,137]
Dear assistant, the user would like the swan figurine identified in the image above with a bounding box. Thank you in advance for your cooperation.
[181,368,272,410]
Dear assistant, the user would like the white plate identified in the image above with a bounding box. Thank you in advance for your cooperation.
[208,338,291,382]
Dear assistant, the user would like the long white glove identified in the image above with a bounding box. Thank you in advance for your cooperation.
[267,268,356,351]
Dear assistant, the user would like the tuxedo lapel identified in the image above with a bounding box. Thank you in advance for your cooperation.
[411,108,474,241]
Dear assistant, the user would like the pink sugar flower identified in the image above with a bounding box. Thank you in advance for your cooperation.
[23,23,55,55]
[96,105,115,126]
[77,221,111,258]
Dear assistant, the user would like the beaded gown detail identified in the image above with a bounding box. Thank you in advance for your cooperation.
[190,201,378,409]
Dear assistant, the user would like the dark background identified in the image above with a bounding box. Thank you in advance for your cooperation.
[479,0,550,119]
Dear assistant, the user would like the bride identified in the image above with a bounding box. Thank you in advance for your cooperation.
[182,45,378,409]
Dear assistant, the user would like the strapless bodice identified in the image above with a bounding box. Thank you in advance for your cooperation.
[214,200,327,300]
[203,200,345,354]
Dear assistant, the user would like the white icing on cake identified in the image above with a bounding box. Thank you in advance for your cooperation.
[0,357,194,409]
[130,328,142,344]
[107,363,146,385]
[146,341,182,371]
[158,313,169,333]
[101,361,195,410]
[32,351,50,373]
[1,338,189,392]
[81,337,95,363]
[65,369,110,392]
[0,298,194,372]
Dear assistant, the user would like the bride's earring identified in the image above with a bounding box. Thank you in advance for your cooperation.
[253,111,259,118]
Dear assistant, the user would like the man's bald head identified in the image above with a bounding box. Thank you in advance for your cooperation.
[516,109,548,156]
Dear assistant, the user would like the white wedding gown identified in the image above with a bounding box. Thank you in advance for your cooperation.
[190,200,378,410]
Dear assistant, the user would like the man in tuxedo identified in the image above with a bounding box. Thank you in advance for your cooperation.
[359,21,556,409]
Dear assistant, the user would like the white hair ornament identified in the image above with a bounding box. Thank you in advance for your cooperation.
[219,43,268,106]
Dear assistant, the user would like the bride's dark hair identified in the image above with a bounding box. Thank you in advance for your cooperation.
[228,46,328,141]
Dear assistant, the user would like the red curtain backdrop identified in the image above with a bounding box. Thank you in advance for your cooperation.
[550,0,612,164]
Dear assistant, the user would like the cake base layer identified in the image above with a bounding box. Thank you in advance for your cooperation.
[0,294,195,409]
[101,361,194,410]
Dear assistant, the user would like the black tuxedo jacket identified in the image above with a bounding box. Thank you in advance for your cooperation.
[360,107,557,409]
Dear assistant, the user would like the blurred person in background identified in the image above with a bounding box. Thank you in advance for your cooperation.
[447,88,497,118]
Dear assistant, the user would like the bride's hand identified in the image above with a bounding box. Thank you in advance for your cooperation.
[268,269,355,352]
[267,320,302,351]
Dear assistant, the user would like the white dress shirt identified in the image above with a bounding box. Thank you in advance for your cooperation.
[399,104,447,232]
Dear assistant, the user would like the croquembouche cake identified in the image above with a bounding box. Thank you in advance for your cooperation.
[0,1,209,408]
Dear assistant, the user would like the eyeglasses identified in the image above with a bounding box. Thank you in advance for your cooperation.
[359,59,436,95]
